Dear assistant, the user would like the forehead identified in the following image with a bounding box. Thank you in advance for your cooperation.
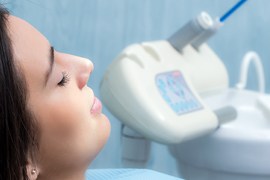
[8,15,49,59]
[7,15,50,90]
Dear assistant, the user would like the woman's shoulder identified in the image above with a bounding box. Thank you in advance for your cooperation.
[85,168,183,180]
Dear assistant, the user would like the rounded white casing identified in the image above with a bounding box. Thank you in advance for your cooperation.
[170,89,270,179]
[100,41,228,144]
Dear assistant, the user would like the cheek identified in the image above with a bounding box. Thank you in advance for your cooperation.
[39,94,90,138]
[29,84,111,169]
[34,91,110,161]
[49,102,83,130]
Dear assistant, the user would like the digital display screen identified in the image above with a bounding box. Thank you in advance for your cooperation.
[156,71,202,115]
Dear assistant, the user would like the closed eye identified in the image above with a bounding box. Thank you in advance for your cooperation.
[58,72,70,87]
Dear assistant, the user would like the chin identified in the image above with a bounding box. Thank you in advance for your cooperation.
[100,113,111,144]
[90,113,111,157]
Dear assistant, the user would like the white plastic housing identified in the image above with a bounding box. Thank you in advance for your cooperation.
[100,41,229,144]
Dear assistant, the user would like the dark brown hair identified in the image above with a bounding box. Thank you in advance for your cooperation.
[0,5,38,180]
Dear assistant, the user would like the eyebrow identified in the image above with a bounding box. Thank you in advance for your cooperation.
[44,46,55,86]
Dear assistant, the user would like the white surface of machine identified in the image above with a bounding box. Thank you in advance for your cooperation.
[99,1,269,179]
[100,11,236,144]
[169,88,270,180]
[100,40,231,144]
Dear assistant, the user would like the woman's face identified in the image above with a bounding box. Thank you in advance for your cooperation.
[8,16,110,175]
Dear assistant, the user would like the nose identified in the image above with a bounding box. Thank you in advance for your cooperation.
[76,57,93,89]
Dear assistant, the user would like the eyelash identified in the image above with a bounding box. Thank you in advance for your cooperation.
[58,72,70,87]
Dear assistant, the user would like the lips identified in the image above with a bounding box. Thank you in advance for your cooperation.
[90,97,102,115]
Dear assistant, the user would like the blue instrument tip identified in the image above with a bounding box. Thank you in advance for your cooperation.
[220,0,248,22]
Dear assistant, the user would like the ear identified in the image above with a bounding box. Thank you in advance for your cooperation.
[26,157,40,180]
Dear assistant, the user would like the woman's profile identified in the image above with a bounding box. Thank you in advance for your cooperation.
[0,4,181,180]
[0,4,110,179]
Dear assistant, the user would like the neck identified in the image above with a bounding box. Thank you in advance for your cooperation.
[37,165,88,180]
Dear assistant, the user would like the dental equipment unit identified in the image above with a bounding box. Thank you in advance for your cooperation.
[100,0,248,144]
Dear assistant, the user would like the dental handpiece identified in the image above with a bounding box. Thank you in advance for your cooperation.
[168,11,213,52]
[168,0,248,51]
[191,0,248,49]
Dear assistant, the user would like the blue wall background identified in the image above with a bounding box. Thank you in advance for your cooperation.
[3,0,270,177]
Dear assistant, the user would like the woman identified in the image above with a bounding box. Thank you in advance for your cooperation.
[0,4,110,179]
[0,5,181,180]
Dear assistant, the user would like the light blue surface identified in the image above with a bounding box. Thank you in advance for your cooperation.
[3,0,270,178]
[85,169,182,180]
